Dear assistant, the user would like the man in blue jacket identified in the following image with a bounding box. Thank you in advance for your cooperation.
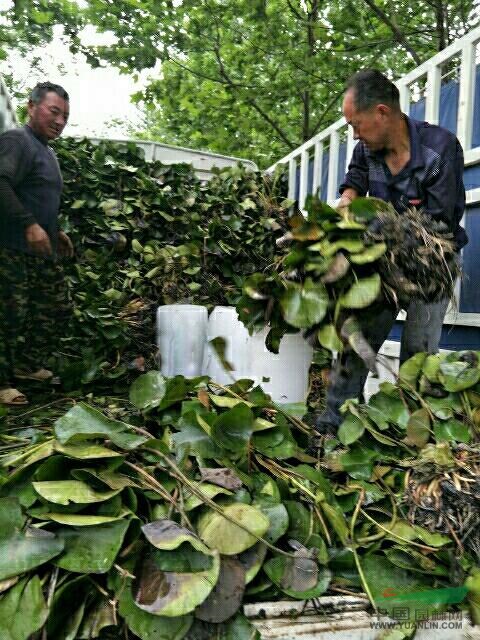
[0,82,72,405]
[313,69,467,442]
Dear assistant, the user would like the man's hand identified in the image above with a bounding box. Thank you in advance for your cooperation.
[337,187,358,212]
[25,223,52,256]
[57,230,74,258]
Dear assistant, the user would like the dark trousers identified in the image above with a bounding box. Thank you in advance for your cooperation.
[0,248,69,386]
[317,297,450,429]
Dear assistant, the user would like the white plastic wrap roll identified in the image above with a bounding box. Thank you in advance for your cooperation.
[156,304,208,377]
[206,306,251,384]
[249,329,314,404]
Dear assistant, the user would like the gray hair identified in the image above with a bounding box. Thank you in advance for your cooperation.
[346,69,400,113]
[29,82,69,105]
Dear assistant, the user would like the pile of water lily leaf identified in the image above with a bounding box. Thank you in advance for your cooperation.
[237,195,459,369]
[52,137,290,390]
[1,348,480,639]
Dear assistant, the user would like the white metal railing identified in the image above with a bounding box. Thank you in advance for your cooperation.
[267,25,480,211]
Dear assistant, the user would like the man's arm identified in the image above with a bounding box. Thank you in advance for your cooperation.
[0,132,51,255]
[423,137,465,234]
[338,142,369,207]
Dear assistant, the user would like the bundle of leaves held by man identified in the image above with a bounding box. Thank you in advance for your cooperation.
[53,137,289,388]
[1,349,480,639]
[237,195,459,370]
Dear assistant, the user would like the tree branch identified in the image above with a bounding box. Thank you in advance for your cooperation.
[210,20,296,149]
[361,0,422,64]
[167,54,258,90]
[311,89,344,135]
[285,0,305,21]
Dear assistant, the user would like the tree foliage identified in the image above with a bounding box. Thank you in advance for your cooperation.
[1,1,479,165]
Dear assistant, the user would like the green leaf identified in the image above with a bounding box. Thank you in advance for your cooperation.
[340,273,381,309]
[238,543,268,584]
[340,316,377,373]
[280,278,328,328]
[385,547,449,576]
[221,614,260,640]
[466,570,480,626]
[209,336,234,372]
[439,361,480,392]
[367,391,410,429]
[198,503,269,554]
[134,549,220,617]
[134,520,221,617]
[172,412,223,459]
[317,238,365,256]
[54,520,130,573]
[211,403,255,453]
[349,197,389,220]
[1,440,55,470]
[252,423,299,459]
[318,324,343,352]
[119,582,192,640]
[255,501,289,543]
[129,372,167,410]
[349,242,386,264]
[183,483,233,510]
[406,408,431,448]
[142,520,211,554]
[426,394,462,419]
[54,403,147,450]
[290,216,325,241]
[0,576,48,640]
[33,480,121,505]
[0,528,64,580]
[419,442,455,467]
[77,597,116,638]
[363,555,434,620]
[264,556,331,599]
[320,502,349,544]
[195,555,246,623]
[0,498,25,539]
[399,353,427,389]
[284,501,315,545]
[44,513,127,526]
[434,418,471,443]
[387,521,451,547]
[319,252,350,283]
[338,445,378,480]
[53,441,122,459]
[209,395,254,409]
[47,576,90,640]
[338,413,365,445]
[422,354,442,382]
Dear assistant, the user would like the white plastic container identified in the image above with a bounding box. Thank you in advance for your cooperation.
[205,306,251,384]
[156,304,208,377]
[245,598,473,639]
[249,328,313,404]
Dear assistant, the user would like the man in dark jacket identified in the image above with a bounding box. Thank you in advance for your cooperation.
[313,69,467,441]
[0,81,72,405]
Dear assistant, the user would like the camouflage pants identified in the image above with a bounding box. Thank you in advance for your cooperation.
[0,248,70,386]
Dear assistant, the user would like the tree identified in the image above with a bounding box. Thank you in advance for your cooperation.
[80,0,479,166]
[2,0,479,166]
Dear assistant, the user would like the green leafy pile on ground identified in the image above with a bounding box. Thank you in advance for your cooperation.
[1,350,480,639]
[237,196,459,369]
[53,137,290,390]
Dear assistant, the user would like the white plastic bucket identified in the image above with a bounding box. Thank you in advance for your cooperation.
[249,329,313,404]
[156,304,208,377]
[205,306,251,384]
